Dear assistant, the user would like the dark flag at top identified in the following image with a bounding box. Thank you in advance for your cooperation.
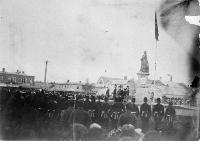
[155,11,159,41]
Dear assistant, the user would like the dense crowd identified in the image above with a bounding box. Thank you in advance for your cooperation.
[0,87,198,140]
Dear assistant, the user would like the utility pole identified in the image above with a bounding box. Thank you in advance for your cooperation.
[44,60,48,84]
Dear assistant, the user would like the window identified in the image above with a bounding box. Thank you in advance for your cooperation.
[0,76,3,81]
[77,86,79,89]
[22,78,26,83]
[8,77,11,81]
[12,77,16,82]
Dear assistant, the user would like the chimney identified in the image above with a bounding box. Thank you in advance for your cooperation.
[124,76,127,80]
[2,68,5,72]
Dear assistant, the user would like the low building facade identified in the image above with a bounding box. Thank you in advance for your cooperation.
[0,68,35,86]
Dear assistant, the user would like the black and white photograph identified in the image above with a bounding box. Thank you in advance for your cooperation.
[0,0,200,140]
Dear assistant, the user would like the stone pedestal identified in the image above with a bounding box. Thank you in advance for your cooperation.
[137,72,150,86]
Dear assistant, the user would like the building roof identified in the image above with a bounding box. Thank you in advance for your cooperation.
[146,79,165,86]
[0,71,34,77]
[111,79,128,85]
[53,81,87,86]
[161,81,193,97]
[98,76,128,85]
[49,87,77,92]
[98,76,122,83]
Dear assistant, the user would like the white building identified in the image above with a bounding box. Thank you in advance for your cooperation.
[96,76,136,96]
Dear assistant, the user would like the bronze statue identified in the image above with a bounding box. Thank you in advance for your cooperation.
[140,51,149,73]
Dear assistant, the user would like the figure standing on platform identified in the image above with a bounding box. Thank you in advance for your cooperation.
[113,85,117,102]
[106,88,110,99]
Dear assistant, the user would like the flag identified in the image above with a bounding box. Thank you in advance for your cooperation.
[155,11,159,41]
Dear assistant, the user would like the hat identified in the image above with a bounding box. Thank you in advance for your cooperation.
[144,97,148,102]
[90,123,101,129]
[131,98,136,103]
[157,98,161,102]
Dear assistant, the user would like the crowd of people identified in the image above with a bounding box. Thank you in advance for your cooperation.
[0,86,198,140]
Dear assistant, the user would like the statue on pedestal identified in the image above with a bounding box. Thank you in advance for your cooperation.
[140,51,149,73]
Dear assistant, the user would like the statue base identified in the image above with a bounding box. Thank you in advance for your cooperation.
[137,72,150,86]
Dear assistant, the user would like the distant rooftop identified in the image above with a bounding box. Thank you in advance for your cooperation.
[0,68,34,77]
[99,76,122,82]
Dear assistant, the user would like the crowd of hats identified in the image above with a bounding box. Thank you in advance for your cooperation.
[161,96,185,105]
[0,87,198,140]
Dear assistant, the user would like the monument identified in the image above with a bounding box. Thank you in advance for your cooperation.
[137,51,150,86]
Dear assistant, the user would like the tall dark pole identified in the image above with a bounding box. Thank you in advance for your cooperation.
[44,60,48,84]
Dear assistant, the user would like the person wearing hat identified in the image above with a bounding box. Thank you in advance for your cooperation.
[99,96,110,129]
[153,98,164,131]
[106,88,110,99]
[83,95,90,111]
[68,101,91,128]
[113,85,117,102]
[140,97,151,132]
[118,103,137,127]
[110,98,125,129]
[128,98,139,118]
[164,101,176,130]
[96,96,102,124]
[89,95,98,122]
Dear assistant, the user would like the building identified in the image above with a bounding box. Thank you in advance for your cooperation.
[0,68,35,86]
[96,76,136,96]
[49,80,97,94]
[49,80,84,92]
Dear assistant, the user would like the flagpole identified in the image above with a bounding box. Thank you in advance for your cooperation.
[154,40,157,86]
[153,11,159,106]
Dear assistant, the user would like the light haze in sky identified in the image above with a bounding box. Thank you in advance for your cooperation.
[0,0,192,84]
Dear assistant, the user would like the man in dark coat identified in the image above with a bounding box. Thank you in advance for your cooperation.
[106,88,110,98]
[140,97,151,132]
[110,98,125,129]
[99,96,110,129]
[153,98,164,131]
[113,85,117,102]
[61,100,75,129]
[118,102,137,127]
[164,101,176,130]
[90,96,98,122]
[95,96,102,124]
[68,101,91,128]
[83,95,90,111]
[128,98,139,118]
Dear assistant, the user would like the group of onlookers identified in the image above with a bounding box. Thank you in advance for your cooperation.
[0,87,198,140]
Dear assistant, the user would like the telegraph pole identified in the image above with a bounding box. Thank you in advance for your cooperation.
[44,60,48,84]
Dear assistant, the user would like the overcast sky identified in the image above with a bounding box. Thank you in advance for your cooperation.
[0,0,195,84]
